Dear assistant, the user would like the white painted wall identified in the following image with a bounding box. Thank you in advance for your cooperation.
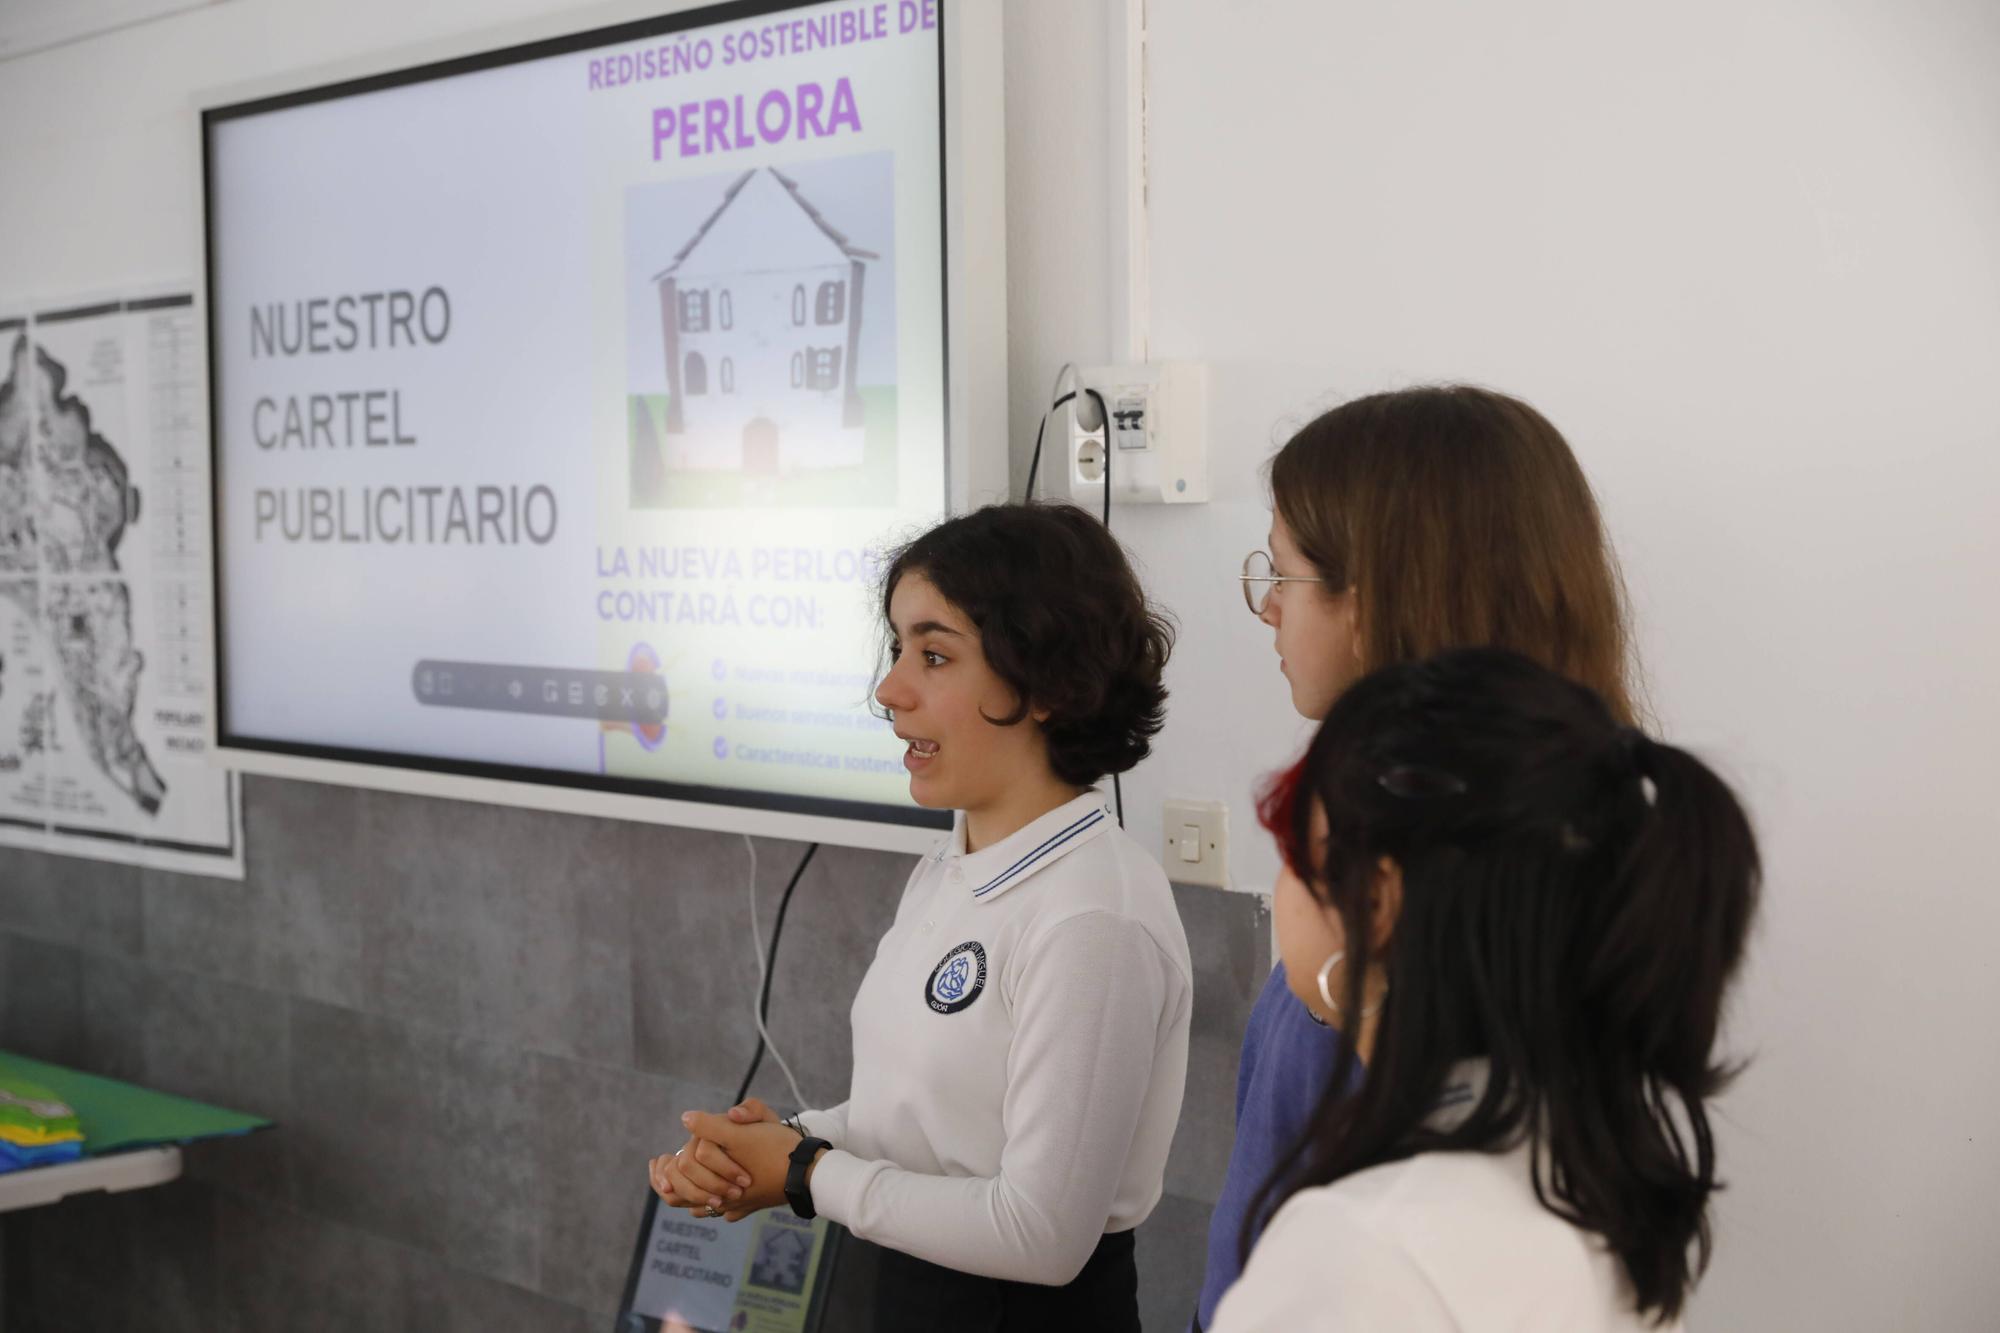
[1008,1,2000,1327]
[6,0,1997,1326]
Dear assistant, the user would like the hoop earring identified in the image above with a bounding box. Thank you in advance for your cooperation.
[1315,951,1385,1025]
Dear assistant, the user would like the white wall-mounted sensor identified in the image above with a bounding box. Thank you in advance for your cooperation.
[1066,361,1209,506]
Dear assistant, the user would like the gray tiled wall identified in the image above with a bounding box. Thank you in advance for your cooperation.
[0,775,1267,1330]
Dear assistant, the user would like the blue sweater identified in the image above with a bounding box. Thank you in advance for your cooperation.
[1193,963,1353,1330]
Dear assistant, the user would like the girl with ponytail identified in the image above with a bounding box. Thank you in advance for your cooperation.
[1211,648,1760,1330]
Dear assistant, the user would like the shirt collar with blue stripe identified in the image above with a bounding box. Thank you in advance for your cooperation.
[937,791,1113,903]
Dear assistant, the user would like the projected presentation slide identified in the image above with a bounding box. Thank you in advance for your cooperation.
[205,0,948,823]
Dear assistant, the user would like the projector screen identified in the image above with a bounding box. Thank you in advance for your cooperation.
[203,0,1002,849]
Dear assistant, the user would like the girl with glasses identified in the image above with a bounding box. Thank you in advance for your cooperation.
[1196,385,1638,1329]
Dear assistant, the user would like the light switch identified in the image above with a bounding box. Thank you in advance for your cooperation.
[1162,798,1229,888]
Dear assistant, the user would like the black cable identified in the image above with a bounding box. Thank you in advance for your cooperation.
[736,381,1113,1109]
[733,841,819,1105]
[1085,387,1110,528]
[733,388,1119,1112]
[1023,383,1127,828]
[1080,384,1128,820]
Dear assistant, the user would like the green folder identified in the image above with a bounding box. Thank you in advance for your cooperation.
[0,1051,271,1155]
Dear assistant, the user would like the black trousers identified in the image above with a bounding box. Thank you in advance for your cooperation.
[870,1229,1140,1332]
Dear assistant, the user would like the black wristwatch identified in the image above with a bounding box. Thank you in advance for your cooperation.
[784,1136,830,1219]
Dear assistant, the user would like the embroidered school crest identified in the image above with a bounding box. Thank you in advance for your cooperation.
[924,941,988,1015]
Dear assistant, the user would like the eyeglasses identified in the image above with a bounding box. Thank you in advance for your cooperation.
[1240,550,1326,615]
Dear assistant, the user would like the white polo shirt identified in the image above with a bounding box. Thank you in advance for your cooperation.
[796,791,1193,1286]
[1211,1061,1681,1331]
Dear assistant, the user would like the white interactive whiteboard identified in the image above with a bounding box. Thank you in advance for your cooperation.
[201,0,1007,852]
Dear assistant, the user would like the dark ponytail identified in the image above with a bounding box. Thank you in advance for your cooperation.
[1253,649,1760,1323]
[1590,734,1759,1083]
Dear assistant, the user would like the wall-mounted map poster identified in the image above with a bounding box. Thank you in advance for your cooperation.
[0,290,241,878]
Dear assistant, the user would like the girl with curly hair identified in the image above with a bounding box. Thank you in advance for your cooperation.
[653,501,1188,1332]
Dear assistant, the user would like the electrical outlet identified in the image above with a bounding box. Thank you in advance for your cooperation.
[1162,797,1228,888]
[1066,362,1209,505]
[1074,434,1106,483]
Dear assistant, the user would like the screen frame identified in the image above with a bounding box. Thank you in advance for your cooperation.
[195,0,1006,854]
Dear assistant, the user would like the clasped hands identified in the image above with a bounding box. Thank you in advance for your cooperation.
[647,1096,815,1224]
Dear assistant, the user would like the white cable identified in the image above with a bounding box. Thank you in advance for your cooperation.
[1048,361,1079,415]
[744,834,809,1111]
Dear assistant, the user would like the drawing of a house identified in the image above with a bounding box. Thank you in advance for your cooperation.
[749,1225,813,1293]
[651,167,877,473]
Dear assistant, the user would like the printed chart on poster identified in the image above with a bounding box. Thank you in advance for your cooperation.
[205,0,961,838]
[0,292,242,877]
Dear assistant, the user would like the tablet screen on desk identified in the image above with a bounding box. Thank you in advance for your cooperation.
[617,1190,838,1333]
